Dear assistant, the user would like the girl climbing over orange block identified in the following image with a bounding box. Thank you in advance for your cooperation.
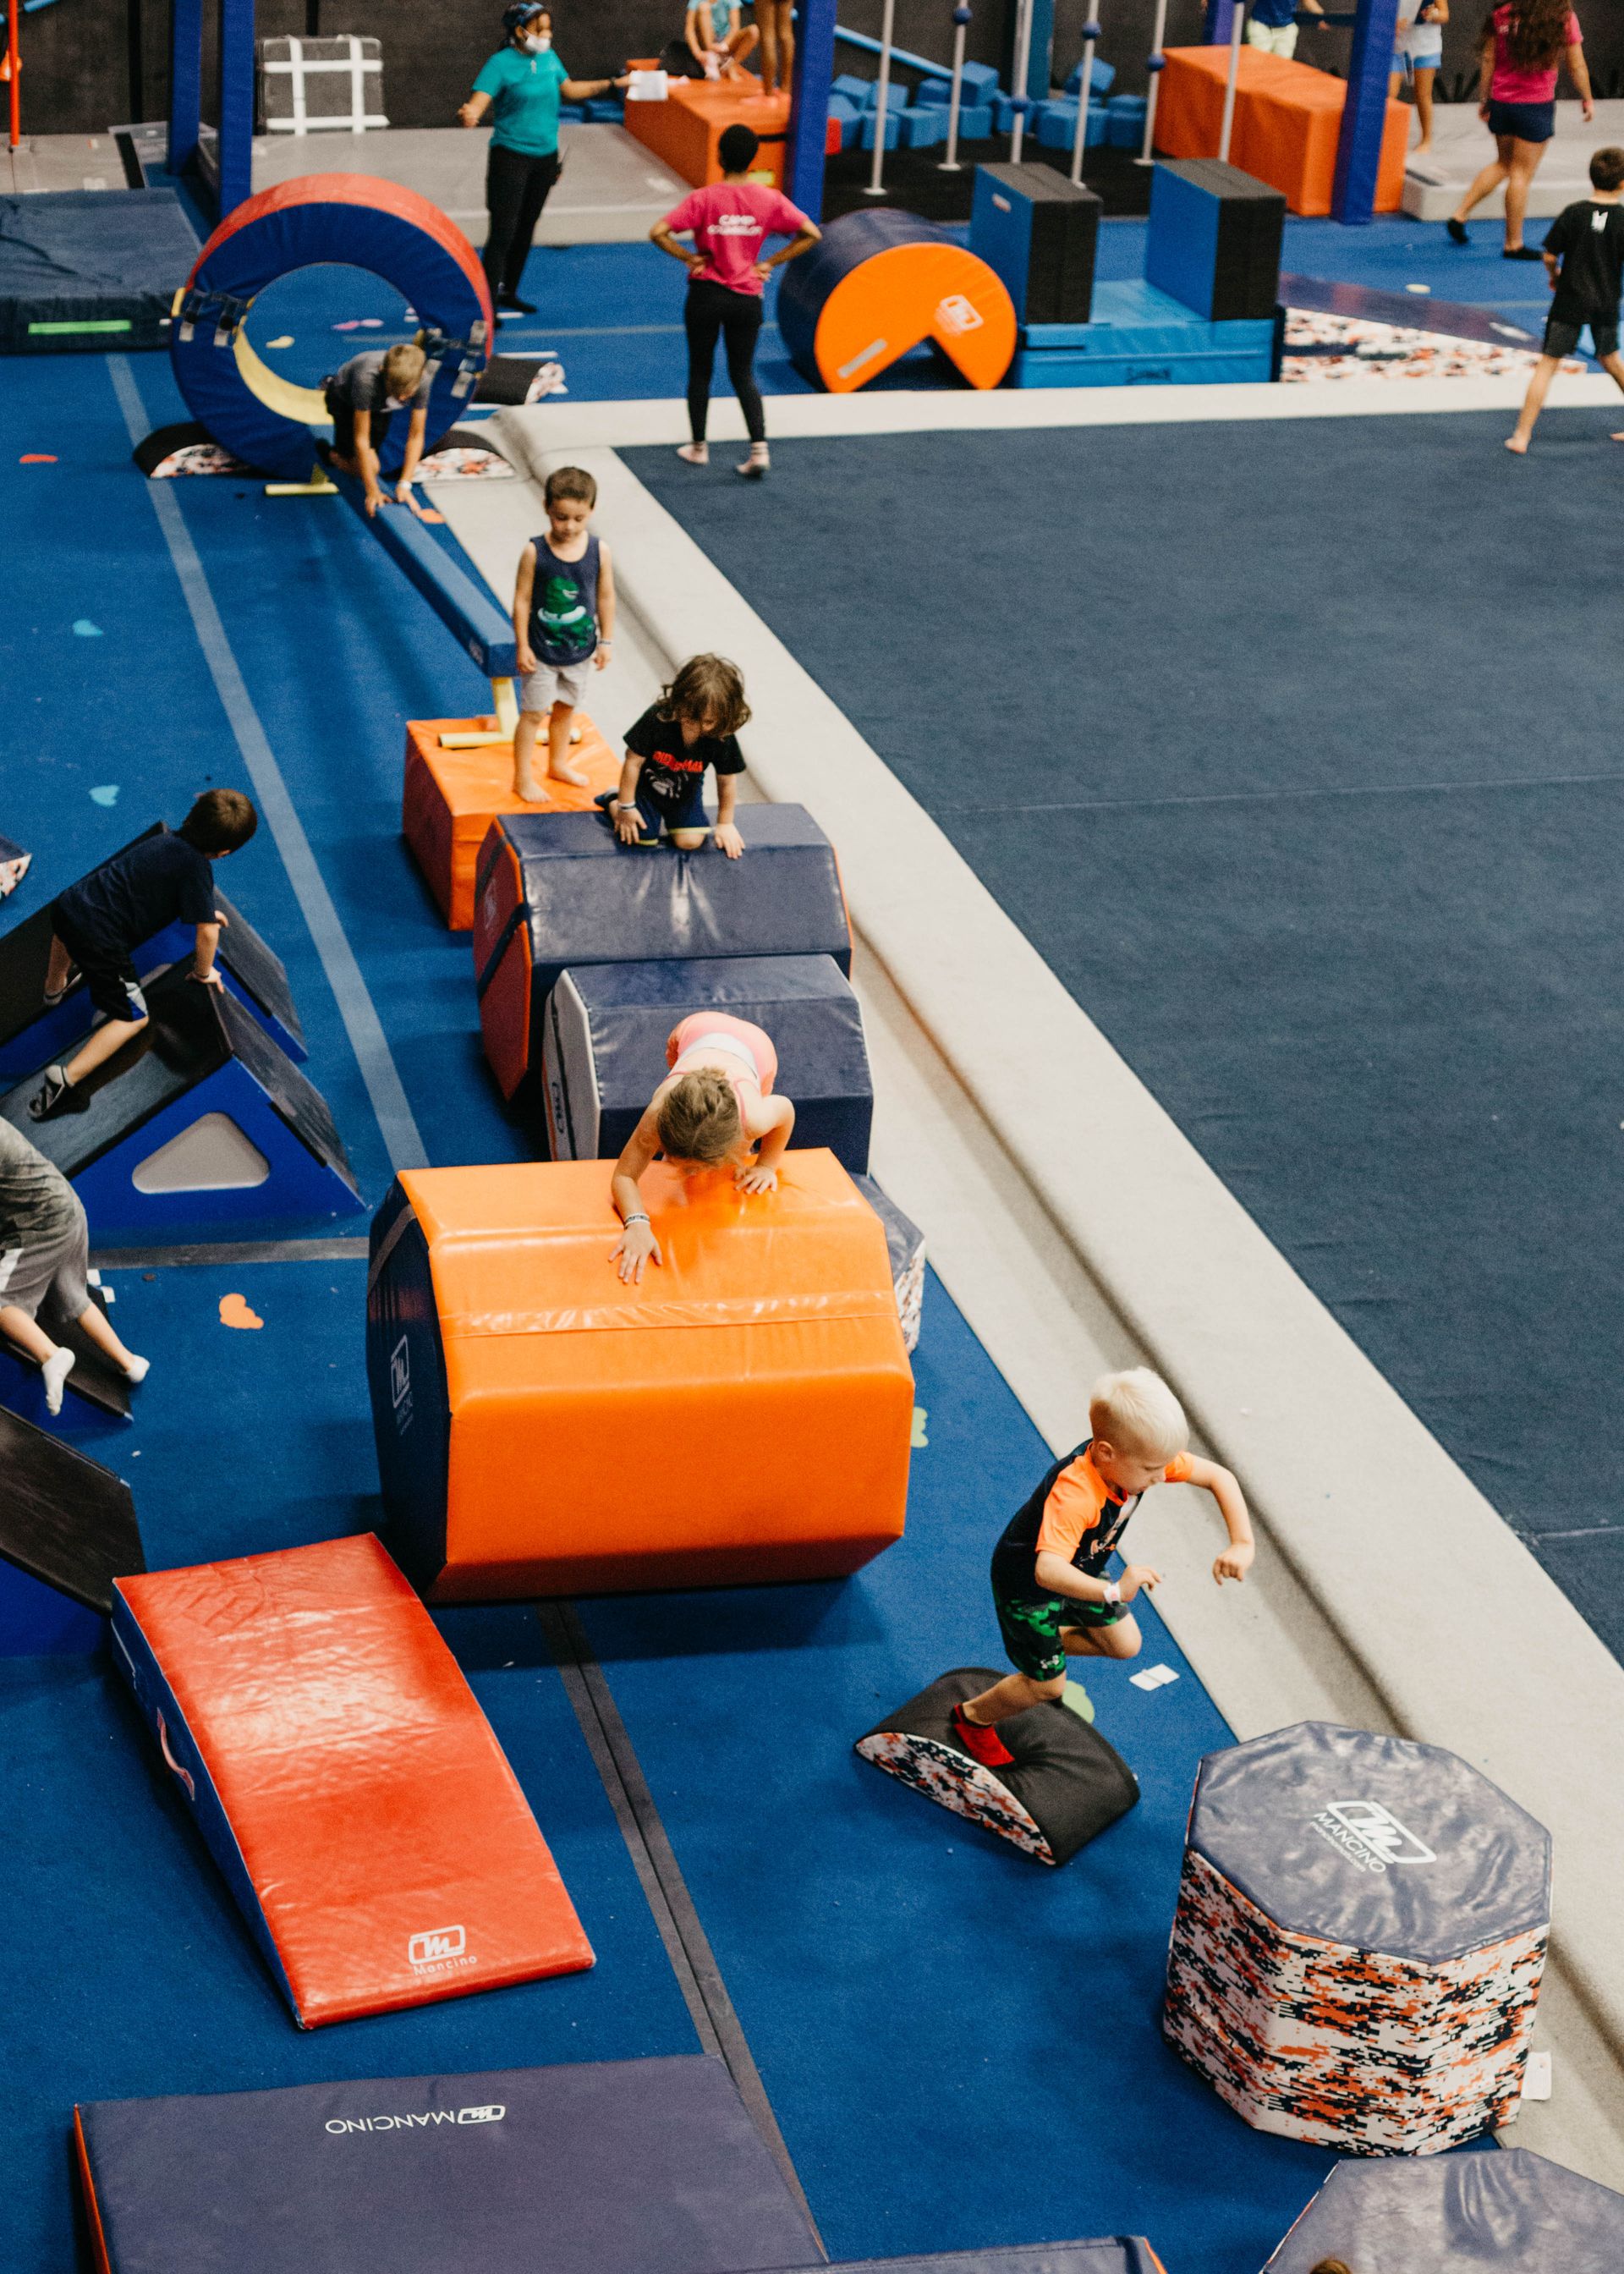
[610,1013,795,1282]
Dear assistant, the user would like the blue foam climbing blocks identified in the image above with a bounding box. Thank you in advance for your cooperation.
[1107,94,1148,146]
[832,72,872,105]
[897,105,948,149]
[540,953,874,1170]
[859,109,902,151]
[916,78,953,105]
[1065,57,1116,95]
[1007,277,1275,387]
[1034,99,1108,150]
[1145,158,1286,323]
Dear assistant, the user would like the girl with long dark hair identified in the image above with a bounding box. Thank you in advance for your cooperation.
[1448,0,1593,256]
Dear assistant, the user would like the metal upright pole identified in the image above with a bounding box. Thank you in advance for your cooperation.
[1137,0,1168,163]
[1067,8,1100,186]
[939,2,971,172]
[6,0,20,152]
[1008,0,1034,161]
[864,0,897,195]
[1218,0,1243,162]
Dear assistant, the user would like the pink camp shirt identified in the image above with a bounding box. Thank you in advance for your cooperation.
[663,182,810,295]
[1489,4,1581,103]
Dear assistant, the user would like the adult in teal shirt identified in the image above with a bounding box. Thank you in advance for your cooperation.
[459,3,628,315]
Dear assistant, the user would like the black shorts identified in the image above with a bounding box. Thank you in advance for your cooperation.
[1486,97,1555,143]
[595,782,709,843]
[323,382,393,464]
[52,908,148,1024]
[1544,312,1619,360]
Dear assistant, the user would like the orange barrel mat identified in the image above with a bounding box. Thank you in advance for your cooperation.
[403,715,619,931]
[365,1151,914,1599]
[112,1535,594,2026]
[776,208,1017,393]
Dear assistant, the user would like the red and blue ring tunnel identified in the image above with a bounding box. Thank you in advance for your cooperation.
[170,173,494,483]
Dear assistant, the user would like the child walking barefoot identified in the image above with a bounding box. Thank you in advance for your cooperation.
[1506,146,1624,453]
[952,1368,1254,1765]
[510,465,616,803]
[0,1120,149,1414]
[609,1012,794,1282]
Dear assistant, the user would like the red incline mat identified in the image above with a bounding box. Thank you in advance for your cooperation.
[112,1535,594,2027]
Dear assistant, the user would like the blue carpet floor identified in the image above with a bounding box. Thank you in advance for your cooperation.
[628,412,1624,1670]
[0,348,1354,2273]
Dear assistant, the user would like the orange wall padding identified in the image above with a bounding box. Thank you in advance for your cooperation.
[400,1151,914,1597]
[115,1535,594,2025]
[403,717,618,931]
[624,77,792,190]
[1156,47,1407,217]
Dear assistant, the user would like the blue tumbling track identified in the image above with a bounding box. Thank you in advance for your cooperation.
[628,411,1624,1668]
[3,337,1542,2273]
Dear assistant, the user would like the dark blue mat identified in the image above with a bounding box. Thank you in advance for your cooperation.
[627,412,1624,1667]
[0,191,199,356]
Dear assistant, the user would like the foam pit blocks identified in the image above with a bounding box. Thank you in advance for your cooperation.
[971,162,1100,326]
[856,1667,1138,1866]
[540,953,872,1169]
[112,1533,594,2026]
[74,2053,820,2273]
[473,805,852,1102]
[0,965,359,1238]
[403,715,619,931]
[1263,2147,1624,2271]
[1145,158,1285,323]
[1163,1721,1551,2152]
[366,1153,913,1600]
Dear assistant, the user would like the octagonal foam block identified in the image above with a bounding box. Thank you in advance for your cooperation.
[1263,2146,1624,2271]
[1163,1721,1550,2153]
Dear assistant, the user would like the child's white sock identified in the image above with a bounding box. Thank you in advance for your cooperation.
[123,1354,151,1385]
[42,1346,74,1416]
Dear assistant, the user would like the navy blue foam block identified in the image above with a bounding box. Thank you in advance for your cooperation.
[1144,161,1285,325]
[540,953,872,1170]
[0,1406,143,1656]
[0,966,359,1240]
[74,2056,821,2274]
[331,467,517,679]
[0,190,200,357]
[1264,2149,1624,2271]
[0,832,305,1079]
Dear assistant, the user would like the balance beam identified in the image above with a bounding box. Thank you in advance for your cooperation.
[331,466,519,735]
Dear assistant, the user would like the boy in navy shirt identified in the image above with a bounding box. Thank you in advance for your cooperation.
[29,789,259,1120]
[597,654,751,856]
[1507,146,1624,454]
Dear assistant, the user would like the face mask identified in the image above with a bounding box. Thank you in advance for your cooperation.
[522,30,551,48]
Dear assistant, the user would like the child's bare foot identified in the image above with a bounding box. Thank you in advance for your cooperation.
[950,1702,1014,1768]
[1505,434,1530,454]
[513,777,551,805]
[677,442,709,466]
[549,761,589,788]
[1611,431,1624,442]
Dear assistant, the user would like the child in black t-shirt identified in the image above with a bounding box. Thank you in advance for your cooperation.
[596,654,750,856]
[1506,146,1624,455]
[29,789,260,1121]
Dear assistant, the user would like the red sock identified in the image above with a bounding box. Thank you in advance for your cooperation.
[950,1703,1014,1768]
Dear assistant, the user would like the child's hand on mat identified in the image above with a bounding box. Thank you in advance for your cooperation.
[1119,1563,1161,1602]
[614,805,646,846]
[190,967,223,990]
[611,1221,661,1283]
[364,491,384,518]
[1213,1541,1254,1585]
[517,646,538,677]
[735,1161,778,1195]
[715,821,745,860]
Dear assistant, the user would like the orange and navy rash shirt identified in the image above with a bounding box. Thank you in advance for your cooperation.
[990,1439,1193,1607]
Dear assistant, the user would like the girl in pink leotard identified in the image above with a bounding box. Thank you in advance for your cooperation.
[610,1011,796,1283]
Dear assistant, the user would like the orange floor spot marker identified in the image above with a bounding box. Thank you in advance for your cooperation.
[19,453,58,464]
[219,1293,263,1330]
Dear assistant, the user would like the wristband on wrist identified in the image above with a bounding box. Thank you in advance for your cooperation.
[621,1211,650,1227]
[1101,1580,1122,1607]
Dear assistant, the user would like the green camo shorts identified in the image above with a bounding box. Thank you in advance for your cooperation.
[994,1584,1126,1682]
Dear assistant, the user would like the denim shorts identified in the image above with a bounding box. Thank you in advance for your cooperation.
[1487,98,1555,143]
